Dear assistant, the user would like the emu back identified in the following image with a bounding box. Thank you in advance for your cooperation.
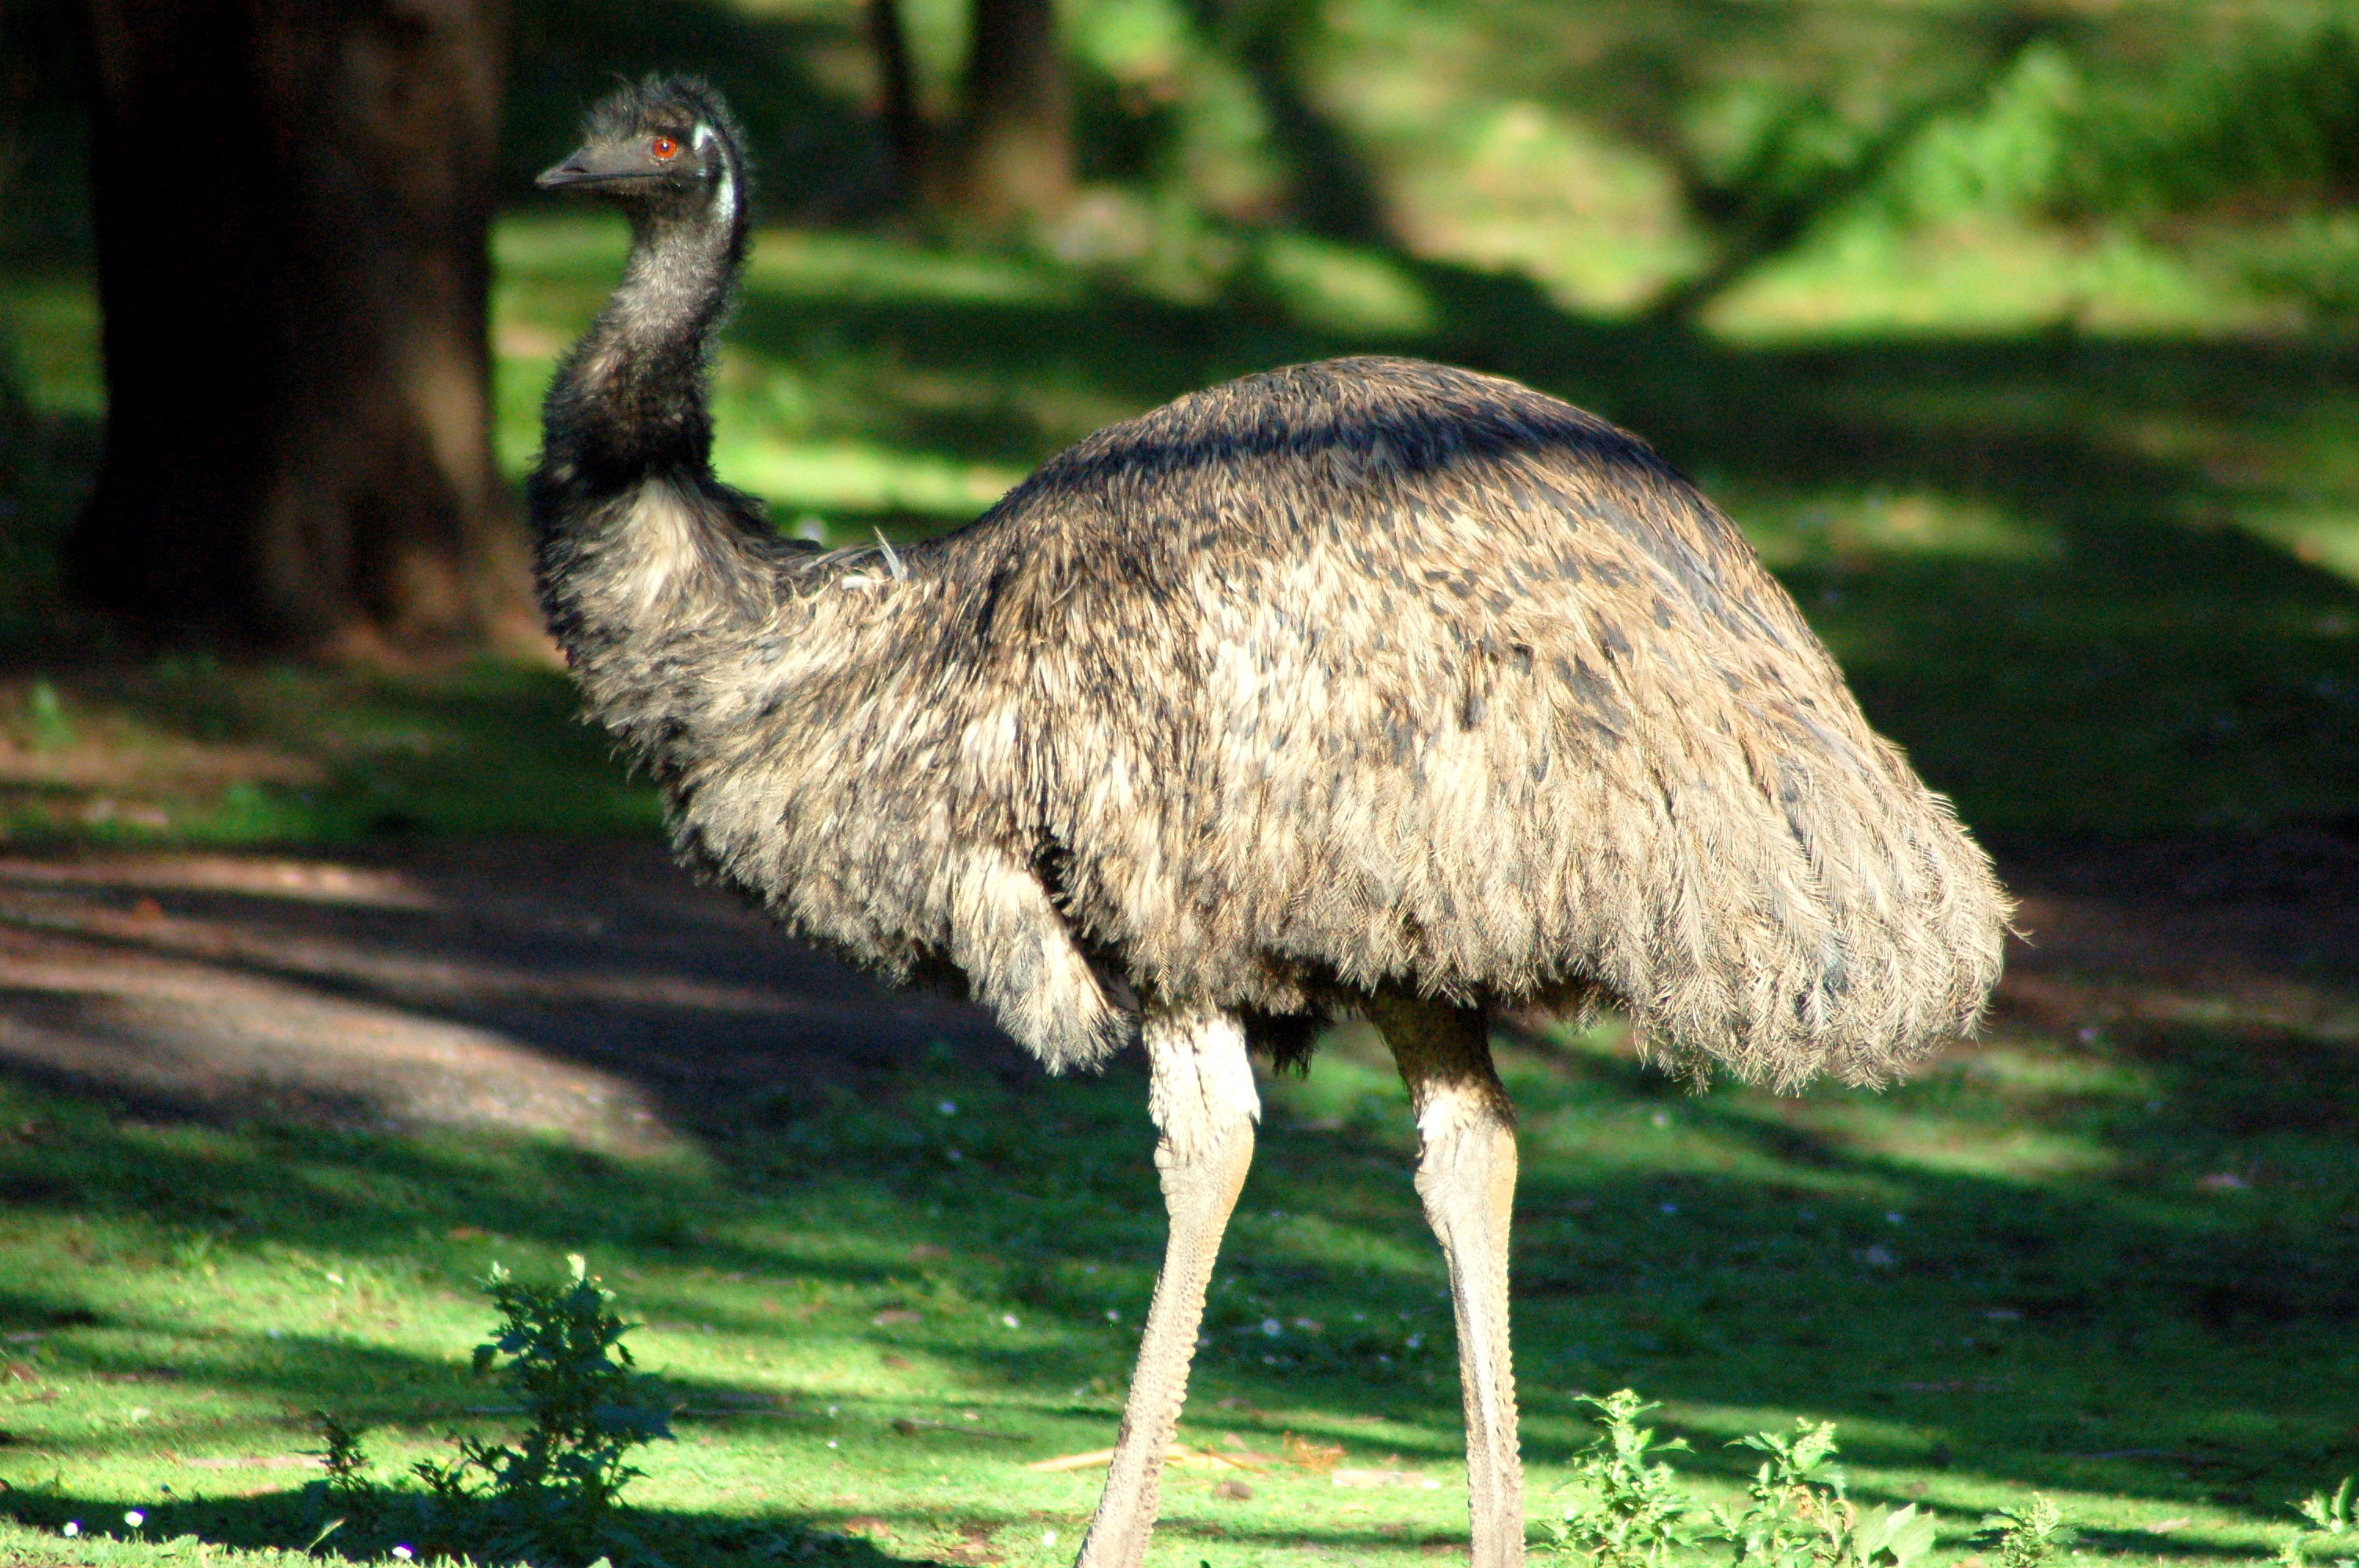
[609,359,2006,1087]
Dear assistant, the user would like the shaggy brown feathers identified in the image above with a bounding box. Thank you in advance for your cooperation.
[532,85,2009,1091]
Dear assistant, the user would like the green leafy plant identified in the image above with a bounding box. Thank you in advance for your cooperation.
[1841,1503,1942,1568]
[314,1411,373,1501]
[413,1254,673,1567]
[1979,1495,2068,1568]
[1552,1390,1704,1568]
[1549,1394,1938,1568]
[314,1410,377,1534]
[1711,1418,1842,1568]
[1710,1419,1936,1568]
[2278,1479,2358,1568]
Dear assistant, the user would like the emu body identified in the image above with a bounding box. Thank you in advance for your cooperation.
[533,78,2009,1568]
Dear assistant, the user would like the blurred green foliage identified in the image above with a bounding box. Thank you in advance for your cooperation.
[15,0,2358,303]
[501,0,896,223]
[0,0,93,271]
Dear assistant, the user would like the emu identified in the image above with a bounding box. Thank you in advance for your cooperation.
[532,77,2008,1568]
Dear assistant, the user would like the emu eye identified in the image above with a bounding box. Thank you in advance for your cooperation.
[650,136,680,161]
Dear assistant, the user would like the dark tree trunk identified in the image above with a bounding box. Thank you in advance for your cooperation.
[865,0,927,207]
[70,0,532,656]
[944,0,1071,225]
[1230,7,1387,244]
[0,2,34,242]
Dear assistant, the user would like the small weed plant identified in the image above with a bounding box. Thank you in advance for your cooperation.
[2279,1479,2358,1568]
[1552,1392,1936,1568]
[316,1255,671,1566]
[415,1254,674,1564]
[1979,1496,2069,1568]
[303,1410,379,1551]
[315,1411,373,1501]
[1550,1392,1704,1568]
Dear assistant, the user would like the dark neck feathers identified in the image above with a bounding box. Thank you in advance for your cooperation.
[529,122,789,723]
[535,148,750,498]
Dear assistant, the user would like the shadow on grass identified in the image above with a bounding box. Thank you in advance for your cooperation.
[0,1486,913,1566]
[0,661,666,842]
[2,1477,1641,1566]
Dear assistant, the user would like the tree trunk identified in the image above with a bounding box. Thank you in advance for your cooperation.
[0,0,35,245]
[70,0,533,657]
[944,0,1071,225]
[866,0,928,208]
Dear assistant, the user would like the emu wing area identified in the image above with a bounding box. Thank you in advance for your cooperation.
[936,358,2005,1088]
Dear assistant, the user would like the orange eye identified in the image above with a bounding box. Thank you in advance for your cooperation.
[650,136,680,161]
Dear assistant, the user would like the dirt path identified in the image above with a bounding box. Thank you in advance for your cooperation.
[0,839,1006,1150]
[0,832,2352,1143]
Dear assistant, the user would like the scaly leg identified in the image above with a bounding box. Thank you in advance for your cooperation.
[1369,993,1523,1568]
[1074,1008,1259,1568]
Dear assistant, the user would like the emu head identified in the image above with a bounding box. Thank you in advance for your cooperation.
[536,75,747,227]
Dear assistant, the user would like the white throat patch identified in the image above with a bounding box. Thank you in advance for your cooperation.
[692,122,736,221]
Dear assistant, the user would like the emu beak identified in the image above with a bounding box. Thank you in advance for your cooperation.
[535,151,595,189]
[536,146,645,191]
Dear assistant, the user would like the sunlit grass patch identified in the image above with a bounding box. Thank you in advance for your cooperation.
[740,230,1080,311]
[1253,234,1438,337]
[714,434,1022,520]
[1757,1096,2125,1187]
[1706,216,2277,343]
[0,662,660,844]
[2234,501,2359,589]
[1735,488,2065,570]
[1934,1047,2160,1106]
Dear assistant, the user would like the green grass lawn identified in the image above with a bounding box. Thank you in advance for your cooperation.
[0,658,660,844]
[0,1007,2350,1566]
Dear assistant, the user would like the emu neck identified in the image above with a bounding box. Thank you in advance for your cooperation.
[540,205,744,493]
[530,181,781,753]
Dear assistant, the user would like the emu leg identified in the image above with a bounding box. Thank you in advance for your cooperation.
[1370,995,1523,1568]
[1074,1009,1259,1568]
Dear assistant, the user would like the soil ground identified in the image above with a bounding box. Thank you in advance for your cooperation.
[0,838,1005,1152]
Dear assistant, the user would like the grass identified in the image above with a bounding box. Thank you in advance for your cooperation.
[0,659,660,845]
[0,1006,2350,1565]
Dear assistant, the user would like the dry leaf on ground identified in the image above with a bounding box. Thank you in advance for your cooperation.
[1332,1468,1440,1490]
[1024,1443,1256,1473]
[1285,1433,1345,1473]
